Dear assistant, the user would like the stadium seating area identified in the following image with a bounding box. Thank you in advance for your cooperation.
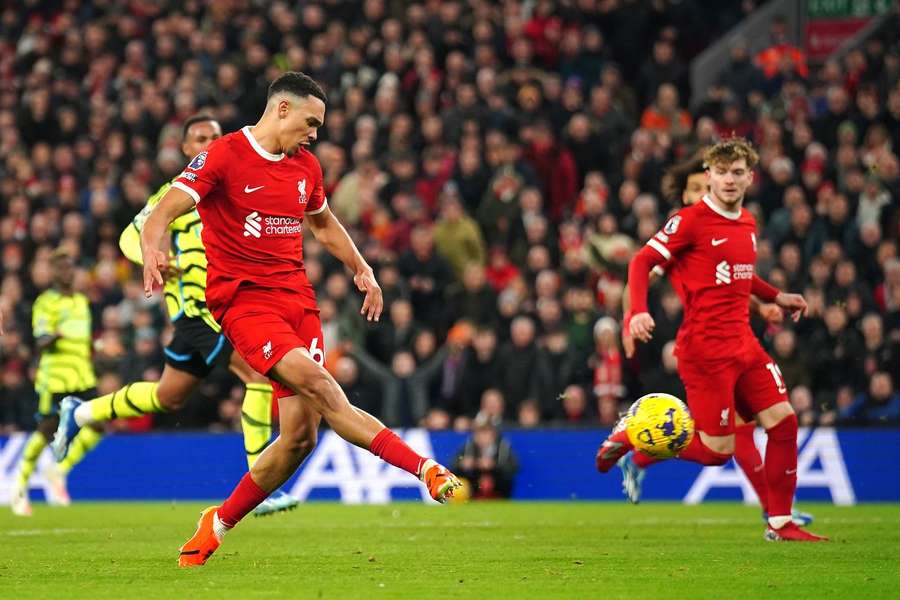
[1,0,898,434]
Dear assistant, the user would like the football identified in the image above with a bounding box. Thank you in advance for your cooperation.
[625,393,695,459]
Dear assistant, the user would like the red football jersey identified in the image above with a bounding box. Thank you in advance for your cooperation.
[172,127,327,320]
[640,196,760,360]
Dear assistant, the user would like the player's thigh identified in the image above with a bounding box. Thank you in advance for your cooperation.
[276,393,322,451]
[156,365,202,408]
[269,309,328,401]
[271,348,339,404]
[228,350,268,385]
[678,359,739,437]
[222,309,301,378]
[735,349,792,428]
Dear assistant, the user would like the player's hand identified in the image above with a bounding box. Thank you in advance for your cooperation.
[629,312,655,343]
[775,292,808,322]
[142,248,167,298]
[354,268,383,322]
[160,262,183,281]
[756,302,784,325]
[621,327,636,358]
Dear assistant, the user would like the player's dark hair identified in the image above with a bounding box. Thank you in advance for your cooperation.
[182,114,217,140]
[267,71,328,105]
[663,155,706,203]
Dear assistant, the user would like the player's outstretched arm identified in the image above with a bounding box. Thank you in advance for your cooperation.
[141,187,195,298]
[306,206,383,322]
[749,296,784,325]
[751,274,807,322]
[627,245,666,343]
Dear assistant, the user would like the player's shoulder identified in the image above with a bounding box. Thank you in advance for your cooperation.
[290,146,322,169]
[661,203,702,236]
[34,289,59,307]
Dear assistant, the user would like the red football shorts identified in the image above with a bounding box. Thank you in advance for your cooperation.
[220,285,325,400]
[677,339,789,436]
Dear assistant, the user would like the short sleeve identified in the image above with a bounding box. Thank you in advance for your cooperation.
[172,138,229,204]
[32,297,57,338]
[304,156,328,215]
[131,182,171,231]
[644,209,695,262]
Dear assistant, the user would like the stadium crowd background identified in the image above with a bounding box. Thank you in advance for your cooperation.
[1,0,898,436]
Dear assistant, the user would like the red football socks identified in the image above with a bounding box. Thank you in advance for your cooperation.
[218,472,270,528]
[678,433,732,466]
[632,452,662,469]
[369,428,426,477]
[732,422,769,513]
[764,413,798,518]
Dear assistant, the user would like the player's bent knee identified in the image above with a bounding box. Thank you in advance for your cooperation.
[156,389,186,411]
[281,427,318,457]
[699,431,735,457]
[755,400,794,430]
[765,412,798,441]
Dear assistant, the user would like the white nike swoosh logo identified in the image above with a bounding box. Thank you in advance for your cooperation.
[244,185,264,193]
[711,238,728,246]
[786,469,797,475]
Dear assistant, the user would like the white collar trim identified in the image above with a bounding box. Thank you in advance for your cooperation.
[702,195,741,220]
[242,126,284,162]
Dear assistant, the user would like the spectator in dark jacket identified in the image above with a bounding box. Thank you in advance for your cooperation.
[841,372,900,424]
[454,415,518,499]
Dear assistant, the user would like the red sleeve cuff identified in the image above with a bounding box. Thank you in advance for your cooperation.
[751,274,780,303]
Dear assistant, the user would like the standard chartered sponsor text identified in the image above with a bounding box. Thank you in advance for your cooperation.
[265,216,303,235]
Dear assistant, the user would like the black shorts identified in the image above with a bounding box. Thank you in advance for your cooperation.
[164,317,232,378]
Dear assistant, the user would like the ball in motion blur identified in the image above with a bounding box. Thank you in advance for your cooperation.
[625,393,694,458]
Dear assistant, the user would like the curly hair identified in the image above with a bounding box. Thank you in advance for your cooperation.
[663,154,705,202]
[702,137,759,169]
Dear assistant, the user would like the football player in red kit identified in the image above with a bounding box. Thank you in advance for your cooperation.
[617,156,814,527]
[597,139,826,542]
[140,72,461,567]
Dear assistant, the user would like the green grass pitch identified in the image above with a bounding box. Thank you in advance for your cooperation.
[1,502,898,598]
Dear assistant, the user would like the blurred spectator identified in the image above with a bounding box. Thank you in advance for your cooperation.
[433,193,487,280]
[841,372,900,424]
[454,415,518,499]
[496,316,540,420]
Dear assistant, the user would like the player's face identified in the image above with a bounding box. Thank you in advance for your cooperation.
[53,257,75,289]
[706,158,753,208]
[280,96,326,157]
[681,172,708,206]
[181,120,222,158]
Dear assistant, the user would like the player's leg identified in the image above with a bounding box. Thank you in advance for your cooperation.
[731,416,769,513]
[52,367,199,460]
[227,351,298,516]
[597,361,736,474]
[234,308,459,499]
[270,348,460,500]
[11,394,57,516]
[53,320,215,460]
[178,392,320,567]
[738,352,827,541]
[227,352,274,468]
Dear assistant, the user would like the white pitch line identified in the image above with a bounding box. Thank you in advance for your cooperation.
[4,528,92,537]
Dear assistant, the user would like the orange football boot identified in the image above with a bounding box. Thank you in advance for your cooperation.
[178,506,222,567]
[419,459,462,503]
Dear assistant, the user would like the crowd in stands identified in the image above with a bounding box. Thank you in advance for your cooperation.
[1,1,899,435]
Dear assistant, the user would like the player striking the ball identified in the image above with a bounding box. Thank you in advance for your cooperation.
[597,139,826,541]
[617,155,813,527]
[139,72,461,566]
[52,115,296,516]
